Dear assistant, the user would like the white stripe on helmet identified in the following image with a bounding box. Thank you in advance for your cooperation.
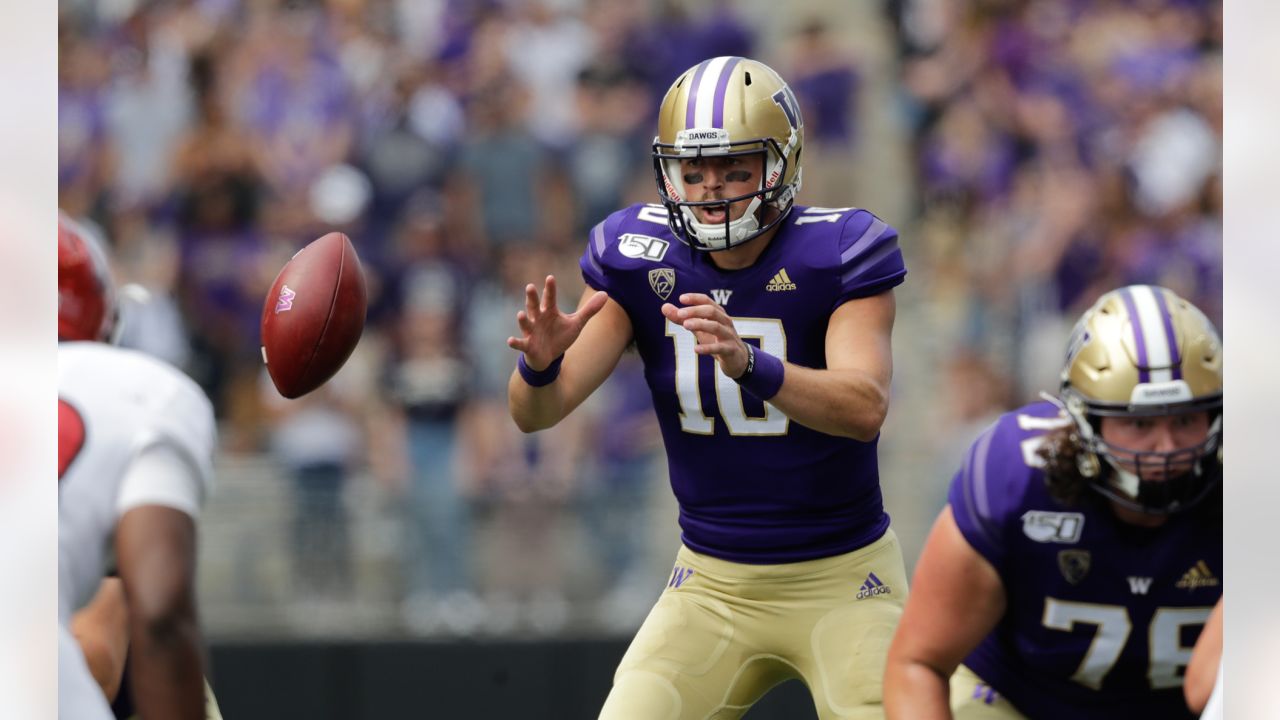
[1130,285,1173,383]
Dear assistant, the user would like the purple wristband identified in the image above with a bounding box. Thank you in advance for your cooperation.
[734,344,784,401]
[517,353,564,387]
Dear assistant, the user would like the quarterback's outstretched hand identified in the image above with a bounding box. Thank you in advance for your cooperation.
[507,275,608,370]
[662,293,750,378]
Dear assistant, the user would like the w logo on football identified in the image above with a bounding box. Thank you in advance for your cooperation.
[275,285,296,314]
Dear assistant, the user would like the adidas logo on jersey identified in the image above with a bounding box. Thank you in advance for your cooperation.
[856,572,891,600]
[765,268,797,292]
[1175,560,1219,590]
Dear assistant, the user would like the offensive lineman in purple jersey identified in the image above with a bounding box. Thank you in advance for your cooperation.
[507,57,908,718]
[884,286,1223,720]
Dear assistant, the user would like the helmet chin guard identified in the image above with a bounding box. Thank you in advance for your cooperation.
[679,193,764,249]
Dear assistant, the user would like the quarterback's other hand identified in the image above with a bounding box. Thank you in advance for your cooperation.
[507,275,608,369]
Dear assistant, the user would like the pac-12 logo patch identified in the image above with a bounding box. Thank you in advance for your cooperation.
[1021,510,1084,543]
[275,285,296,314]
[649,268,675,300]
[619,233,670,262]
[1058,549,1091,585]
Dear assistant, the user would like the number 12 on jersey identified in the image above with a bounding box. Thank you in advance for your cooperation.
[665,317,789,436]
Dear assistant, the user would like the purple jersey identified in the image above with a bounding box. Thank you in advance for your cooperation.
[580,203,906,563]
[949,401,1222,719]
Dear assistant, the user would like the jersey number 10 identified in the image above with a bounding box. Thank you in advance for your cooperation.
[666,318,789,436]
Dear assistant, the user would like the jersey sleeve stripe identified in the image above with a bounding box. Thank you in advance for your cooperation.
[839,217,888,264]
[971,424,997,520]
[959,423,1002,550]
[580,219,612,290]
[840,234,900,285]
[585,245,603,276]
[591,221,607,257]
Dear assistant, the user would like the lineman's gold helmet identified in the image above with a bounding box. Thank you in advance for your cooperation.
[1059,285,1222,514]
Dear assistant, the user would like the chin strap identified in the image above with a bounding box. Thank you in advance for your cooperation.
[680,196,764,250]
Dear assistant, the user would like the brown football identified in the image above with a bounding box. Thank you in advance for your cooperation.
[260,232,367,399]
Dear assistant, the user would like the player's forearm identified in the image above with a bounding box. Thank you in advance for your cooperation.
[1184,667,1215,715]
[1184,598,1222,713]
[767,365,888,441]
[884,660,954,720]
[507,370,570,432]
[129,613,207,720]
[71,577,130,700]
[76,634,128,701]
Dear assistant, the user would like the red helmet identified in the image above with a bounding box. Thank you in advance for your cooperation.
[58,212,118,342]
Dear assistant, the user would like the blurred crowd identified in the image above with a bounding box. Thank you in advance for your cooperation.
[890,0,1221,393]
[59,0,1220,638]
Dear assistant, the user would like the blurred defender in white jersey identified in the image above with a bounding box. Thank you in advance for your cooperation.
[58,212,216,720]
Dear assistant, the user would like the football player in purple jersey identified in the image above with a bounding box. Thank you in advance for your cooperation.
[508,56,908,718]
[884,286,1223,720]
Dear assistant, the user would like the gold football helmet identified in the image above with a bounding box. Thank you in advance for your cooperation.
[1059,285,1222,514]
[652,56,804,251]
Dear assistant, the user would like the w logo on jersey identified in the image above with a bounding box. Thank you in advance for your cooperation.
[856,572,891,600]
[1127,576,1153,595]
[710,289,733,306]
[669,566,695,589]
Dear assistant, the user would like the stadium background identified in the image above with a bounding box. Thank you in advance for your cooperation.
[58,0,1221,716]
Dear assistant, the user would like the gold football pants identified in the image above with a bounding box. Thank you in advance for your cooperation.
[599,529,908,720]
[949,664,1026,720]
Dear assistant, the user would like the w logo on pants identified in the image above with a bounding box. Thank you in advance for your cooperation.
[669,566,696,589]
